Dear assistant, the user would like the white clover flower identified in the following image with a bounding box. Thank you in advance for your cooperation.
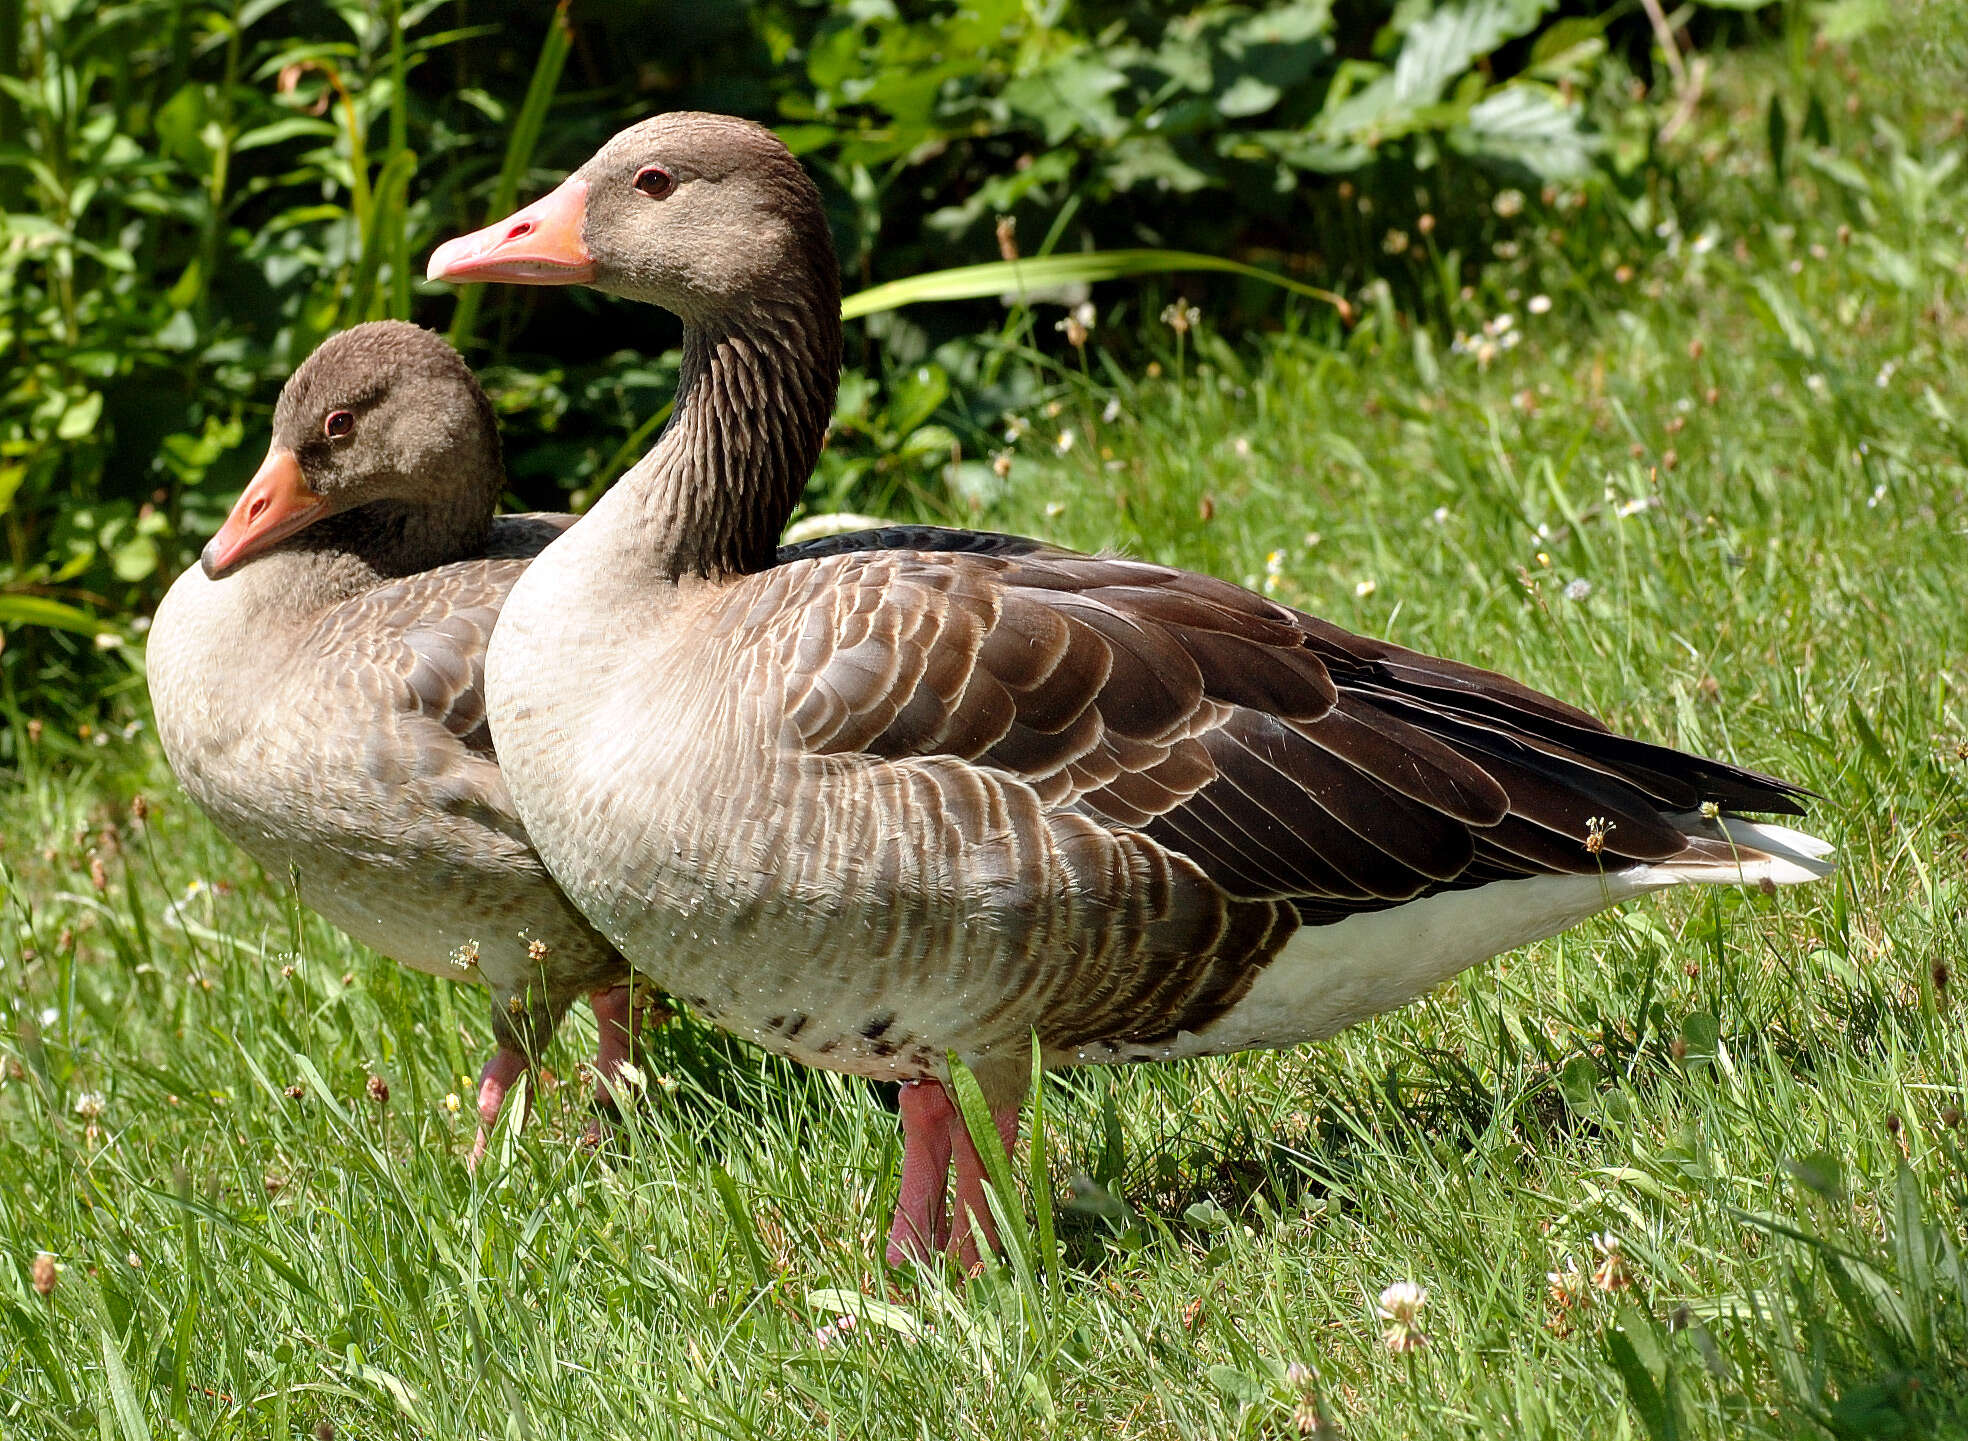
[1377,1281,1428,1352]
[73,1092,105,1121]
[1527,294,1552,315]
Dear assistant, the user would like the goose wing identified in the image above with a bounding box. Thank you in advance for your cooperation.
[314,513,576,840]
[742,529,1807,923]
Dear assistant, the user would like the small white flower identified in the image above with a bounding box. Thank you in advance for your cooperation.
[1563,578,1592,602]
[1590,1232,1632,1292]
[1354,578,1377,599]
[1055,428,1076,455]
[1805,373,1829,398]
[1491,313,1515,334]
[1699,800,1721,819]
[1432,505,1450,525]
[1233,436,1252,459]
[1377,1281,1428,1352]
[1615,496,1655,519]
[1493,188,1526,218]
[73,1092,105,1121]
[1875,359,1898,389]
[1101,396,1121,423]
[1527,294,1552,315]
[1044,501,1066,519]
[1160,302,1201,334]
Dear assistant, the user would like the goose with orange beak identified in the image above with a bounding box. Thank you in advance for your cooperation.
[430,113,1832,1276]
[149,321,669,1162]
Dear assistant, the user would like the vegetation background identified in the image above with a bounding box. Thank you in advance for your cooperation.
[4,0,1968,1437]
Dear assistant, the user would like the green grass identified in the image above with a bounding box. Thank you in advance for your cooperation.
[5,21,1968,1441]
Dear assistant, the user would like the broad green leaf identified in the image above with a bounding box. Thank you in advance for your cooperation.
[0,594,110,636]
[842,250,1349,322]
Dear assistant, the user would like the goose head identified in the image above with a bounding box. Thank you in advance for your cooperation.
[426,112,838,323]
[204,321,502,578]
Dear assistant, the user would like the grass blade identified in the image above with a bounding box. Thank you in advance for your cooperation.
[446,1,572,352]
[91,1285,153,1441]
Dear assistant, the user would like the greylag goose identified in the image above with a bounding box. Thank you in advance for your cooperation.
[147,322,665,1158]
[428,114,1832,1268]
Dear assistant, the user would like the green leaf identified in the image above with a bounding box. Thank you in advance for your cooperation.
[92,1285,154,1441]
[0,594,110,637]
[805,1289,925,1342]
[1604,1309,1679,1441]
[1454,85,1597,179]
[54,390,103,441]
[886,364,948,436]
[842,249,1349,322]
[446,2,573,351]
[1394,0,1556,106]
[1207,1363,1266,1404]
[946,1055,1027,1272]
[1001,55,1127,145]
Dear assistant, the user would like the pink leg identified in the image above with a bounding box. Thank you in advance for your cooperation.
[589,983,639,1104]
[949,1102,1023,1273]
[469,1045,530,1168]
[885,1080,957,1267]
[582,983,671,1146]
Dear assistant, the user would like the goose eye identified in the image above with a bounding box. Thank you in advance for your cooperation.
[633,165,675,200]
[324,410,354,439]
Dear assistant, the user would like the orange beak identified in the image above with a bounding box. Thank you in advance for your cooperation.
[201,447,327,578]
[426,176,595,286]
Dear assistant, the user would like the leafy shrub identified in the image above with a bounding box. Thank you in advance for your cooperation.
[0,0,1807,724]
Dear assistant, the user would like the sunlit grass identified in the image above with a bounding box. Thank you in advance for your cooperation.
[5,21,1968,1441]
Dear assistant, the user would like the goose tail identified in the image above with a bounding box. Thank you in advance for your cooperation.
[1642,814,1837,888]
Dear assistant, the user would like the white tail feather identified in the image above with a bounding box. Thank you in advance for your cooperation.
[1646,815,1837,888]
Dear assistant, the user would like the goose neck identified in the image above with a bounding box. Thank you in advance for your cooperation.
[622,296,840,581]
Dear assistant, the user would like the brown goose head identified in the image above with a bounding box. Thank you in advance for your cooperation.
[204,321,503,579]
[426,112,839,324]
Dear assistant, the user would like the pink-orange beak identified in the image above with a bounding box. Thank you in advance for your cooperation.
[426,176,596,286]
[202,447,327,578]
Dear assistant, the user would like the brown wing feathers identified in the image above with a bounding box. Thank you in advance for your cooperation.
[766,536,1808,933]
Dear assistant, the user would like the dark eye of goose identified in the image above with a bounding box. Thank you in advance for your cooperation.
[324,409,354,439]
[633,165,675,200]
